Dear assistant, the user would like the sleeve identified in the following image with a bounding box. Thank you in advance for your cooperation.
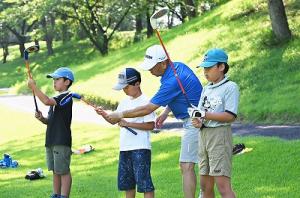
[224,83,239,116]
[150,79,181,107]
[53,93,70,107]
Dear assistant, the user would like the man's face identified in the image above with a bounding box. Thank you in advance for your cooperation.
[149,62,165,77]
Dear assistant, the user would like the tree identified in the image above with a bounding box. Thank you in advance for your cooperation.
[268,0,292,42]
[57,0,133,55]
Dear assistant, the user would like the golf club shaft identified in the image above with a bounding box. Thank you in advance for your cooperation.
[154,29,192,107]
[25,60,39,112]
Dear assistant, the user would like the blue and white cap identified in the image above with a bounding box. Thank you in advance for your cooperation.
[197,48,228,68]
[140,45,167,70]
[46,67,74,82]
[113,68,141,90]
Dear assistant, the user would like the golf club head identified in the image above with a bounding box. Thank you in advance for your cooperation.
[150,8,169,29]
[24,45,40,60]
[60,93,82,106]
[72,93,82,99]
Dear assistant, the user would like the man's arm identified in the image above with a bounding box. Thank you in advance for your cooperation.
[28,79,57,106]
[108,103,160,120]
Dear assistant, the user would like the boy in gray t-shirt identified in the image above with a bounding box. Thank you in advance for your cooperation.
[191,48,239,198]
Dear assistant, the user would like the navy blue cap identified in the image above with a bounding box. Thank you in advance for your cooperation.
[198,48,228,68]
[113,68,141,90]
[46,67,74,82]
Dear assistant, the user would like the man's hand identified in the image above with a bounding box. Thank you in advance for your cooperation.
[156,113,168,128]
[95,106,107,116]
[191,118,202,128]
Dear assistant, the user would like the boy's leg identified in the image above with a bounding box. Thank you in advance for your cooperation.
[61,172,72,197]
[200,175,215,198]
[53,173,61,195]
[180,162,196,198]
[132,149,154,197]
[214,176,235,198]
[144,191,154,198]
[180,118,199,198]
[52,145,72,198]
[126,189,136,198]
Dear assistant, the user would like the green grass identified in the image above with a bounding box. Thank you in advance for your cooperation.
[0,0,300,123]
[1,105,300,197]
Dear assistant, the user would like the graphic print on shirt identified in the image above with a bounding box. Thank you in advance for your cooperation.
[202,95,222,111]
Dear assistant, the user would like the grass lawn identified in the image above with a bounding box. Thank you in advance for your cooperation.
[1,105,300,197]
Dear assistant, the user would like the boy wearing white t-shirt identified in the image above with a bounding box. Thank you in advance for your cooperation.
[95,68,155,198]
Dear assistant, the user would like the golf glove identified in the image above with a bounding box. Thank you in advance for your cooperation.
[188,107,205,118]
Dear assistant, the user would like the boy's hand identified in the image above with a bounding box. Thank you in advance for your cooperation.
[27,79,36,90]
[118,119,129,127]
[191,118,202,128]
[35,110,43,121]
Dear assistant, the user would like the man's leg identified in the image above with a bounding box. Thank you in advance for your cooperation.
[53,173,61,196]
[60,172,72,197]
[180,162,196,198]
[200,175,215,198]
[126,189,136,198]
[214,176,235,198]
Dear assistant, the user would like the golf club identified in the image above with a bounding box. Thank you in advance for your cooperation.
[24,45,40,112]
[150,8,193,107]
[60,93,138,136]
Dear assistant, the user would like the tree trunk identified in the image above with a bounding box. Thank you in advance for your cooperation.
[61,14,70,43]
[34,39,39,46]
[2,45,9,64]
[268,0,292,42]
[146,10,153,38]
[185,0,197,18]
[134,12,143,42]
[41,16,54,56]
[19,43,25,58]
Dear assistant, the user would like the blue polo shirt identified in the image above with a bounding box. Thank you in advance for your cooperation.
[150,62,202,119]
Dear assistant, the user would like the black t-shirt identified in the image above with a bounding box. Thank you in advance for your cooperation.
[45,92,73,147]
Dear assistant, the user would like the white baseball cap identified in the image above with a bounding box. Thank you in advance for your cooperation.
[140,45,167,70]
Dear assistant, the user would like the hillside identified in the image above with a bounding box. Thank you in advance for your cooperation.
[0,0,299,123]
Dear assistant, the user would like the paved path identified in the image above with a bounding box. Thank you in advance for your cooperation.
[1,95,299,140]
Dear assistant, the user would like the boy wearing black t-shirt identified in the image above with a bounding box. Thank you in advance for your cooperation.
[28,67,75,198]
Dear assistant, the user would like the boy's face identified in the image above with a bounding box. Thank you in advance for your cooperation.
[53,78,70,92]
[203,63,225,84]
[122,82,140,97]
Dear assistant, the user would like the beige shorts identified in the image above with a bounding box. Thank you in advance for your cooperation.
[198,125,233,177]
[46,145,72,175]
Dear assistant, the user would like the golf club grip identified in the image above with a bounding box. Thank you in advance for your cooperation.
[125,126,138,135]
[33,94,39,112]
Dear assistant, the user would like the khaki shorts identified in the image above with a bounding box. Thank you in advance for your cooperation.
[198,125,232,177]
[179,118,199,163]
[46,145,72,175]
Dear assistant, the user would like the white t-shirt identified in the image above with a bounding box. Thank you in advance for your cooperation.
[116,94,156,151]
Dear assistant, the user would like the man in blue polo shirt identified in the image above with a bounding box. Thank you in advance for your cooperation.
[108,45,203,198]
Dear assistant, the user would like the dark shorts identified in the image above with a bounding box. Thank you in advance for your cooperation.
[118,149,155,193]
[46,145,72,175]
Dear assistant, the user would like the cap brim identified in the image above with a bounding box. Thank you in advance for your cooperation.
[140,59,157,70]
[113,83,128,90]
[197,61,218,68]
[46,74,62,79]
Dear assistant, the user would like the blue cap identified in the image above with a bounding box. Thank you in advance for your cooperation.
[46,67,74,82]
[113,68,141,90]
[197,48,228,68]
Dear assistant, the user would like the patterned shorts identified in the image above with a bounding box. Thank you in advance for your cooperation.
[118,149,155,193]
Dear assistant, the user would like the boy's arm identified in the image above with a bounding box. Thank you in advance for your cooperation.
[27,79,57,106]
[118,119,155,131]
[204,112,236,123]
